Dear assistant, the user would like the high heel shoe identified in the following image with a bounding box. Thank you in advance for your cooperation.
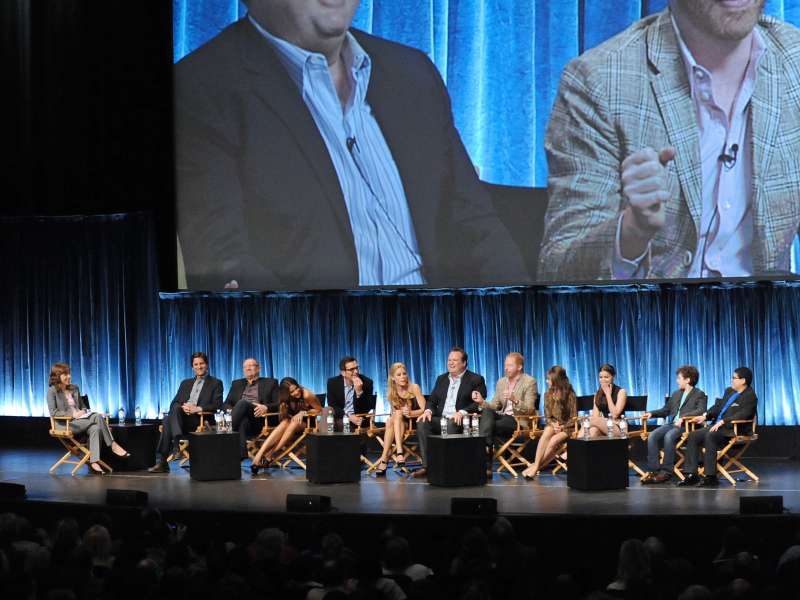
[250,463,260,475]
[111,443,131,458]
[88,463,106,475]
[522,468,538,480]
[375,460,388,476]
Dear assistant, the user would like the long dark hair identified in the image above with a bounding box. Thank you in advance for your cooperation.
[278,377,302,405]
[546,365,573,401]
[593,363,618,408]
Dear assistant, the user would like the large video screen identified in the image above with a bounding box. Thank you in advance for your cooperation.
[173,0,800,291]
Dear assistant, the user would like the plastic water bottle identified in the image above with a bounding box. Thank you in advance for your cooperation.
[225,408,233,432]
[606,415,614,438]
[117,407,125,424]
[343,418,351,434]
[462,415,471,435]
[472,414,480,437]
[134,406,142,426]
[619,414,628,437]
[582,416,590,439]
[440,416,448,437]
[326,411,334,434]
[216,410,224,432]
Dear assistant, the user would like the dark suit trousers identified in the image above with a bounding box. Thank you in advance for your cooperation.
[479,411,518,443]
[231,401,265,458]
[417,418,463,467]
[157,402,201,457]
[682,427,729,476]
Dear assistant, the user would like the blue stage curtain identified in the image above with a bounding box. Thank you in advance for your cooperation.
[0,213,161,418]
[172,0,800,187]
[159,284,800,426]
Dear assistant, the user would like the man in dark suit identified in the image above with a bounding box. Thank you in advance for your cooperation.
[641,365,708,484]
[413,347,487,478]
[174,0,529,290]
[326,356,374,432]
[223,358,279,458]
[678,367,758,488]
[148,352,224,473]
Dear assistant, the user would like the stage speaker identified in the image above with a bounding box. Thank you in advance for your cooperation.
[106,489,148,507]
[0,482,26,500]
[286,493,331,513]
[451,497,497,516]
[740,496,783,515]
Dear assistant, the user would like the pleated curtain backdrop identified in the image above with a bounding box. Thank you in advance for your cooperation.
[171,0,800,187]
[0,213,161,417]
[159,283,800,425]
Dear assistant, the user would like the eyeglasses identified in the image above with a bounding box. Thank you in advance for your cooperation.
[344,366,359,372]
[731,375,742,380]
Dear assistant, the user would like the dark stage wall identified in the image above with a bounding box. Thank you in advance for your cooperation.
[2,213,800,429]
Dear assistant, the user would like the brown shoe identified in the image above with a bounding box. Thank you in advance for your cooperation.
[412,468,427,479]
[147,461,169,473]
[652,471,672,484]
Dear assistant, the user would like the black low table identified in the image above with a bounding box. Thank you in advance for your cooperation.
[306,432,361,484]
[567,437,629,491]
[427,434,487,487]
[188,431,241,481]
[100,423,158,471]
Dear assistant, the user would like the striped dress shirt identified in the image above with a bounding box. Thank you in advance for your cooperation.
[249,16,425,286]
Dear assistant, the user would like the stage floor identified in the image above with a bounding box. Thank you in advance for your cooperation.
[0,448,797,517]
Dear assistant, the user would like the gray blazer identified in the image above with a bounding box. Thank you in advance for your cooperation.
[47,385,87,418]
[649,387,707,419]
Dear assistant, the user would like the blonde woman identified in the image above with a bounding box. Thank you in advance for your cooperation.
[375,363,426,475]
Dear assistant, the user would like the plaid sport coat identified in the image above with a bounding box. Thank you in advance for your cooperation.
[538,9,800,282]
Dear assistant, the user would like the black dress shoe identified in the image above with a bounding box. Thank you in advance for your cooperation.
[698,475,719,487]
[677,473,701,487]
[147,461,169,473]
[640,471,657,485]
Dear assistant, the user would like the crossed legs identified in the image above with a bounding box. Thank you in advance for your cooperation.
[521,425,568,478]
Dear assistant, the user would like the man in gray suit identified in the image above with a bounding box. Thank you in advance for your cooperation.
[539,0,800,282]
[641,365,707,484]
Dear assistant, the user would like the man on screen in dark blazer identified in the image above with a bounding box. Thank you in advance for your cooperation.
[326,355,374,431]
[223,358,279,458]
[413,347,487,479]
[174,0,529,290]
[678,366,757,488]
[149,352,223,473]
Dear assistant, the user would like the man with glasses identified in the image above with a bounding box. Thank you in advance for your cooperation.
[327,356,375,431]
[677,367,757,487]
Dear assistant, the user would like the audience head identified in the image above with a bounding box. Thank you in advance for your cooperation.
[447,347,468,376]
[615,538,651,585]
[48,363,72,390]
[676,365,700,389]
[83,525,112,562]
[190,352,209,377]
[732,367,752,391]
[504,352,524,379]
[383,536,411,571]
[254,527,286,562]
[242,357,260,380]
[677,585,712,600]
[339,356,359,383]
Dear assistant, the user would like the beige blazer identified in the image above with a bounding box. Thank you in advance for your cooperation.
[488,373,538,416]
[539,10,800,281]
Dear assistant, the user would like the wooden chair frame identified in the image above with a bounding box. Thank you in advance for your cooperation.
[708,417,759,486]
[493,414,538,478]
[275,411,320,470]
[549,416,578,475]
[48,415,113,476]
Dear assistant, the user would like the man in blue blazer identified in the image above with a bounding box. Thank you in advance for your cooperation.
[677,366,758,487]
[175,0,529,290]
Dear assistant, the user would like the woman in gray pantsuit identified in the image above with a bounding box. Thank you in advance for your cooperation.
[47,363,129,474]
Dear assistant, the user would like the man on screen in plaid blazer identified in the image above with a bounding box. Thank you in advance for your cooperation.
[539,0,800,282]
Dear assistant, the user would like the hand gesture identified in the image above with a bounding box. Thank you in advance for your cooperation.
[452,412,464,426]
[353,375,364,396]
[472,390,485,405]
[417,410,432,423]
[253,404,268,418]
[620,147,676,257]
